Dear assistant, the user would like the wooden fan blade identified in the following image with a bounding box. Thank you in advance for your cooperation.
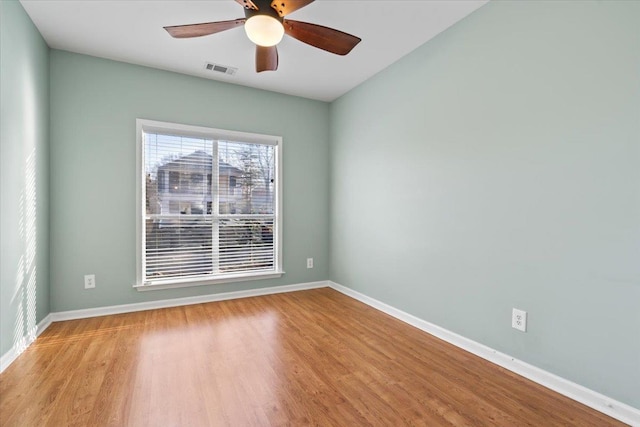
[256,45,279,72]
[283,20,361,55]
[271,0,314,17]
[164,19,246,38]
[235,0,259,10]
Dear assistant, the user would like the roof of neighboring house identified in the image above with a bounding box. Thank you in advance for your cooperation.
[158,150,242,174]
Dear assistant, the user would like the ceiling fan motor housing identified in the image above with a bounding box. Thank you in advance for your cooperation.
[243,0,284,23]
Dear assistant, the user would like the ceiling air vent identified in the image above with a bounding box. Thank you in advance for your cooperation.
[204,62,237,76]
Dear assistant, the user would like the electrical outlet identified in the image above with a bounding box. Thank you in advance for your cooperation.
[84,274,95,289]
[306,258,313,269]
[512,308,527,332]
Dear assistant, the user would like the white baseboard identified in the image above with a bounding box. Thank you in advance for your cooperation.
[50,281,328,322]
[0,313,52,374]
[328,281,639,426]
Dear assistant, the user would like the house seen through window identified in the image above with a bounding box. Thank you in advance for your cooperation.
[137,119,282,288]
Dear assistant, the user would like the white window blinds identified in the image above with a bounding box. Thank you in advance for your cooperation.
[139,121,281,287]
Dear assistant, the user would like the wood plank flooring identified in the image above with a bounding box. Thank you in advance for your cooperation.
[0,288,624,426]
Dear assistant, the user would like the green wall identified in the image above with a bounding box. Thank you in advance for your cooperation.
[49,50,330,311]
[0,0,50,357]
[330,0,640,408]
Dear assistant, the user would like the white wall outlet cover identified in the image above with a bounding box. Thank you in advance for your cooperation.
[307,258,313,269]
[512,308,527,332]
[84,274,96,289]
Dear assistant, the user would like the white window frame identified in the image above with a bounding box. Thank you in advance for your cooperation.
[135,119,283,291]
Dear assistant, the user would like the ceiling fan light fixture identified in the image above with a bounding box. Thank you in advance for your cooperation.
[244,15,284,47]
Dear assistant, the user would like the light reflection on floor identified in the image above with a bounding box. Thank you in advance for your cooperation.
[128,308,282,425]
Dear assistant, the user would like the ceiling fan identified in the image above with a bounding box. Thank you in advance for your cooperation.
[164,0,361,73]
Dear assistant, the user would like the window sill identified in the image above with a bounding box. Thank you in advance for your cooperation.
[134,271,285,291]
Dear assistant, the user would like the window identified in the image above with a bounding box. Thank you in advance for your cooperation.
[136,119,283,290]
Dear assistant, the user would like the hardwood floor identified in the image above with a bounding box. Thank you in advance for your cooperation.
[0,288,624,426]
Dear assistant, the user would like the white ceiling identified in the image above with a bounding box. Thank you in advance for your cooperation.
[20,0,487,102]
